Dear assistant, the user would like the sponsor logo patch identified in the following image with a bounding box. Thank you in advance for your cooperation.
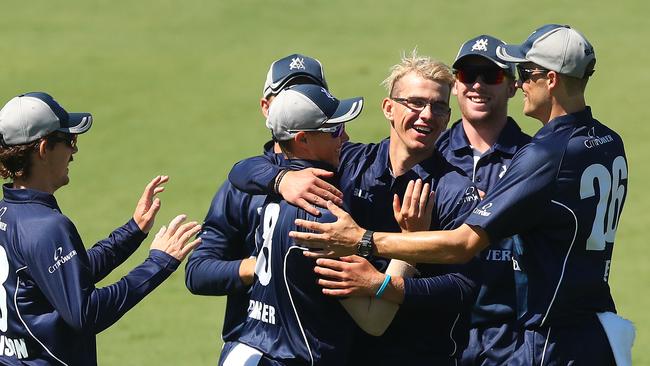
[48,246,77,274]
[473,202,493,217]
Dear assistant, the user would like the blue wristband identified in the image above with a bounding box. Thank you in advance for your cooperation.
[375,274,391,298]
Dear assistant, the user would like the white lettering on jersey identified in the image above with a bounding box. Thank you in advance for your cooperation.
[0,335,28,359]
[248,300,276,325]
[484,249,512,262]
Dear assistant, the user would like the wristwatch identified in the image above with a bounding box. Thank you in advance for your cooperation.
[356,230,375,258]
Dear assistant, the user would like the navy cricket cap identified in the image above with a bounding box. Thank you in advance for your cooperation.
[262,54,328,98]
[496,24,595,78]
[453,35,515,76]
[0,92,92,146]
[266,84,363,141]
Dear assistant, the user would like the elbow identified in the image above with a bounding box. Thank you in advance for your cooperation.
[357,320,389,337]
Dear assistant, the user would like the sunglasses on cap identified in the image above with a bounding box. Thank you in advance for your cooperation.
[287,124,345,138]
[47,133,77,149]
[454,67,507,85]
[516,66,550,83]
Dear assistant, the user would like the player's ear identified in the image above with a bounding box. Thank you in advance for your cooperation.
[260,98,271,118]
[381,98,393,120]
[294,131,308,145]
[38,139,49,160]
[546,71,559,91]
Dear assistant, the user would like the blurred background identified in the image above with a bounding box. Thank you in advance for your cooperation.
[1,0,647,364]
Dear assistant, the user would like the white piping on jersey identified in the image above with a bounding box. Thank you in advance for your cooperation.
[283,246,314,366]
[14,268,69,366]
[541,200,578,327]
[540,326,552,366]
[447,277,464,356]
[448,312,460,356]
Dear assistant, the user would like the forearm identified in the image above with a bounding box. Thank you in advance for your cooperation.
[373,224,487,264]
[87,219,148,282]
[228,155,280,194]
[402,272,477,310]
[185,256,248,295]
[340,259,417,336]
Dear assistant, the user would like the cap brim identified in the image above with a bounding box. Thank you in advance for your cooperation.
[496,44,529,63]
[453,54,511,70]
[326,97,364,125]
[57,112,93,134]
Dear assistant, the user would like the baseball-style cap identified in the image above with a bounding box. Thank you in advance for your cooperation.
[496,24,595,78]
[453,35,516,76]
[266,84,363,141]
[262,54,328,98]
[0,92,92,146]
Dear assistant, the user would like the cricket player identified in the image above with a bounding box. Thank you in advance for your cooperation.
[221,84,365,365]
[438,35,531,365]
[288,25,633,365]
[0,92,201,365]
[228,52,481,365]
[184,54,335,363]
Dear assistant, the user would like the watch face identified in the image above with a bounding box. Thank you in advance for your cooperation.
[357,241,372,257]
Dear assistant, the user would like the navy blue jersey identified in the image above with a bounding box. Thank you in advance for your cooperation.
[437,118,531,328]
[229,139,481,363]
[466,107,627,328]
[185,141,275,342]
[237,160,355,365]
[338,139,480,364]
[0,185,179,365]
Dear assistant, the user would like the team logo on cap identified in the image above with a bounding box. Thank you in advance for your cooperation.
[289,57,306,70]
[471,38,489,52]
[321,87,335,101]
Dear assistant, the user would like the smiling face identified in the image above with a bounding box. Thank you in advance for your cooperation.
[383,72,451,155]
[453,56,516,126]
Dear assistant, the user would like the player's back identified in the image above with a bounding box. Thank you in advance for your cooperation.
[0,189,96,365]
[237,196,354,365]
[510,108,627,327]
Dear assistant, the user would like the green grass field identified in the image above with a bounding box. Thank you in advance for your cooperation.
[1,0,648,364]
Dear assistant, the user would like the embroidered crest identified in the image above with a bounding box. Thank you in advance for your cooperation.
[471,38,489,52]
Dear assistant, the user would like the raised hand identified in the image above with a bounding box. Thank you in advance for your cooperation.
[392,179,435,232]
[150,215,202,261]
[133,175,169,233]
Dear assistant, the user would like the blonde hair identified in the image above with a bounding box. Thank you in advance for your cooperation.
[381,49,454,96]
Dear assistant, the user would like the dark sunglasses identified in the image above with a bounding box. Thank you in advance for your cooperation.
[517,66,550,82]
[455,68,506,85]
[47,133,77,149]
[390,97,451,116]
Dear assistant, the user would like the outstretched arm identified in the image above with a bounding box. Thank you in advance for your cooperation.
[87,176,168,282]
[228,155,343,216]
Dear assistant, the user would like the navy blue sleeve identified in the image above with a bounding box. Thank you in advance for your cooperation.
[22,215,179,334]
[86,218,147,283]
[402,260,479,310]
[466,142,558,241]
[229,154,282,195]
[228,142,366,195]
[185,180,259,295]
